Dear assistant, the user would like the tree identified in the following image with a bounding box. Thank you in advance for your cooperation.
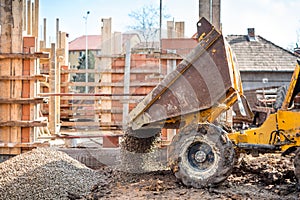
[128,3,170,47]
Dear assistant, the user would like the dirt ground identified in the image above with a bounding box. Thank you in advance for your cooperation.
[80,153,300,200]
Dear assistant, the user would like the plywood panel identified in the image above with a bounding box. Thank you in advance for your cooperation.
[10,0,24,154]
[0,0,12,154]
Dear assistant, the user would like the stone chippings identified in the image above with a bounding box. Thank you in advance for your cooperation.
[0,148,107,200]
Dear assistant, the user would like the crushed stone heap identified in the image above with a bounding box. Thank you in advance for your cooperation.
[0,148,108,200]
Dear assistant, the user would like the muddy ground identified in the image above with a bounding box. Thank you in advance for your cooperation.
[78,153,300,200]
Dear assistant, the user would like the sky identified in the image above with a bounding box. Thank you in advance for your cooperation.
[39,0,300,50]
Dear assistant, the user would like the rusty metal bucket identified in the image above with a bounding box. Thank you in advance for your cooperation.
[127,18,242,131]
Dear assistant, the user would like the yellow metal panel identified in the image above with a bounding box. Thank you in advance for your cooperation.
[277,110,300,130]
[228,114,277,144]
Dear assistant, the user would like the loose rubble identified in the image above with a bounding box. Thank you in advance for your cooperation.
[85,153,300,200]
[0,148,109,200]
[1,148,300,200]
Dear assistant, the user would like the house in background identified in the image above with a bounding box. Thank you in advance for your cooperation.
[226,28,299,91]
[68,33,141,93]
[226,29,299,126]
[69,35,101,70]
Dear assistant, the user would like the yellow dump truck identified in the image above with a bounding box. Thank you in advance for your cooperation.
[122,17,300,188]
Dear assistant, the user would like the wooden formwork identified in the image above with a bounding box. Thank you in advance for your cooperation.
[0,0,49,155]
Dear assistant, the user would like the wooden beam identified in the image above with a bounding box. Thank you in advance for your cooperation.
[27,0,31,35]
[0,121,47,127]
[157,53,182,60]
[0,52,49,59]
[10,0,23,154]
[60,81,159,87]
[49,43,56,134]
[33,0,39,38]
[43,18,47,47]
[0,142,49,148]
[0,98,44,104]
[22,0,26,31]
[31,1,35,37]
[61,121,100,127]
[56,18,60,47]
[0,74,48,81]
[0,0,13,154]
[62,68,159,74]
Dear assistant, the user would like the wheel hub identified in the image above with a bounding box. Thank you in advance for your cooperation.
[194,150,207,163]
[187,141,215,171]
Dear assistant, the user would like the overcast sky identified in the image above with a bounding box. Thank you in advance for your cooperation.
[40,0,300,49]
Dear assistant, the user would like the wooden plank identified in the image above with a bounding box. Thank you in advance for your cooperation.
[0,98,44,104]
[49,43,56,134]
[62,109,97,115]
[61,103,99,107]
[59,95,144,101]
[0,121,47,127]
[0,142,49,148]
[0,0,14,154]
[0,52,49,59]
[158,53,182,60]
[61,68,159,74]
[61,121,100,127]
[21,127,30,143]
[43,18,47,48]
[27,0,31,35]
[0,74,48,81]
[33,0,39,38]
[60,81,159,87]
[100,18,113,126]
[22,0,26,31]
[22,45,32,145]
[98,108,123,114]
[22,105,30,120]
[9,0,23,155]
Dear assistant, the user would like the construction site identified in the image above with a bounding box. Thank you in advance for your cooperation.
[1,0,300,199]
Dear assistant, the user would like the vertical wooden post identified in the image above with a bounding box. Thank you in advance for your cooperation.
[23,0,26,32]
[33,0,39,38]
[27,0,31,35]
[56,18,60,48]
[49,43,56,134]
[31,2,35,36]
[55,47,61,134]
[0,0,23,154]
[60,32,69,65]
[23,37,36,144]
[11,0,23,154]
[100,18,112,125]
[40,18,47,48]
[123,41,131,125]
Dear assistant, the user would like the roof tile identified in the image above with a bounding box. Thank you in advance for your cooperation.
[226,35,299,71]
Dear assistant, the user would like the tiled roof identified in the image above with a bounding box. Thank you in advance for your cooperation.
[69,35,101,51]
[226,35,299,71]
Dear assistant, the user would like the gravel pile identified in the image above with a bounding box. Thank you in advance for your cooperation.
[0,148,108,200]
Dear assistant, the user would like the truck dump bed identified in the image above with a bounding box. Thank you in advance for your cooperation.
[127,18,243,131]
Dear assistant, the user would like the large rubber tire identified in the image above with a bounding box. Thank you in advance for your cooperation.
[168,123,235,188]
[274,85,288,111]
[294,148,300,183]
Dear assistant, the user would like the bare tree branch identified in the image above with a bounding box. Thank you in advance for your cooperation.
[128,4,170,47]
